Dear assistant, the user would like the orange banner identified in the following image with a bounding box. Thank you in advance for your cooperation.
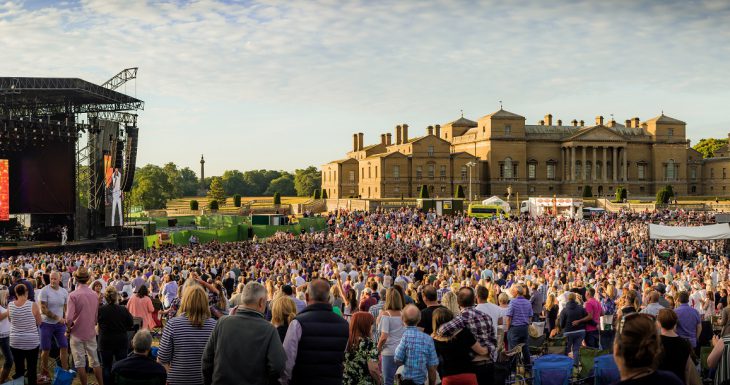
[0,159,8,221]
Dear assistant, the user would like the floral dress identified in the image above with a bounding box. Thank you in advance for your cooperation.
[343,338,378,385]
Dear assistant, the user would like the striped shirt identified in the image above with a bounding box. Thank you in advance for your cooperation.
[9,301,39,350]
[157,315,216,385]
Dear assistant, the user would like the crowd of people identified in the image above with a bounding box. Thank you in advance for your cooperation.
[0,207,728,385]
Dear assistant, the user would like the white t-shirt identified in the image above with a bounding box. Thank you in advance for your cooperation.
[38,286,68,324]
[475,303,505,361]
[0,305,9,337]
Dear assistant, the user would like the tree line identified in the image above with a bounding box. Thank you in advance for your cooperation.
[127,163,321,210]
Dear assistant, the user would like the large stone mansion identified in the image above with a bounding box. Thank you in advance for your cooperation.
[322,108,730,199]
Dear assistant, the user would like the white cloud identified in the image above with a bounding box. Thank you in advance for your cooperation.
[1,0,729,174]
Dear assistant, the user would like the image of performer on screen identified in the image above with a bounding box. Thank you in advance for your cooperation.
[110,168,123,226]
[61,226,67,245]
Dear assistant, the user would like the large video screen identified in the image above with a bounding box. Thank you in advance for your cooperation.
[104,153,124,226]
[1,143,75,214]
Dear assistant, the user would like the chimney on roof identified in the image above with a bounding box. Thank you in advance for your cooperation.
[358,132,364,150]
[396,125,402,145]
[427,125,434,136]
[596,116,604,126]
[625,119,632,128]
[353,133,358,152]
[579,120,584,126]
[634,117,640,128]
[571,119,578,127]
[545,114,553,126]
[402,124,409,143]
[435,124,441,138]
[386,133,392,145]
[539,120,544,125]
[557,119,562,126]
[380,134,387,145]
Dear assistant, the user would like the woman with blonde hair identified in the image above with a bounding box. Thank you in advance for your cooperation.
[442,291,460,315]
[270,296,297,342]
[544,293,559,336]
[158,285,216,385]
[377,287,405,385]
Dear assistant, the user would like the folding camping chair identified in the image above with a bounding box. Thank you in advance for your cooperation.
[593,354,620,385]
[531,354,574,385]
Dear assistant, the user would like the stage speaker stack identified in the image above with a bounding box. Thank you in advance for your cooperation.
[121,125,138,192]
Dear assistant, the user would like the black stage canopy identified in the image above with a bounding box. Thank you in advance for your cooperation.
[0,77,144,115]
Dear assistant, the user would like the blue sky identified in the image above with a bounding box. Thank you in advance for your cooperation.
[2,0,730,176]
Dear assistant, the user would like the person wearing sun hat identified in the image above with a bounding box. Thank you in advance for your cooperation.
[66,266,104,385]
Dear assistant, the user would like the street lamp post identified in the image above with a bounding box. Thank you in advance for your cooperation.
[466,161,476,202]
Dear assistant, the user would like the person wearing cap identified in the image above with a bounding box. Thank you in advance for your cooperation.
[66,266,104,385]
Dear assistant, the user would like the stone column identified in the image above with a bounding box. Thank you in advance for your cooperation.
[581,146,586,181]
[592,146,597,181]
[622,146,628,182]
[571,146,576,181]
[602,146,607,181]
[562,147,566,180]
[612,146,618,182]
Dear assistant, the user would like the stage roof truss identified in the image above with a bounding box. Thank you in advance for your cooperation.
[0,77,144,115]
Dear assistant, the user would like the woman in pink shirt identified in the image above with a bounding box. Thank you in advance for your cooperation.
[127,285,156,330]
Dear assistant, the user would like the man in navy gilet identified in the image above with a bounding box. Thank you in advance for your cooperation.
[282,279,349,385]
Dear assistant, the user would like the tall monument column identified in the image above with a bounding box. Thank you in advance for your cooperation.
[200,154,206,187]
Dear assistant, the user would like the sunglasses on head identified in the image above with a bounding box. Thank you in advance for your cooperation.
[616,311,655,336]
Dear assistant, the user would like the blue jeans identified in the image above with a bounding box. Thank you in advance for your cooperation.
[585,330,599,348]
[382,355,397,385]
[0,337,12,370]
[564,330,586,366]
[507,325,530,365]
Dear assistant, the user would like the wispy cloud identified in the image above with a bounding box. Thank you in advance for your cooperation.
[1,0,729,174]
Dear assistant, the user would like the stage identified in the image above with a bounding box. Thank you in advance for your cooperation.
[0,237,120,256]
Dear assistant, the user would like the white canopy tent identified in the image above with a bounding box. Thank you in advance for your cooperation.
[648,223,730,240]
[481,196,511,212]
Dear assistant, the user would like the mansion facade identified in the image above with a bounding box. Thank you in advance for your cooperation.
[322,108,730,199]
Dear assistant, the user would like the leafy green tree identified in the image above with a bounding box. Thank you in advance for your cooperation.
[207,177,227,206]
[693,138,728,158]
[273,192,281,205]
[454,185,465,198]
[294,166,322,197]
[208,200,219,210]
[265,175,296,196]
[129,165,173,210]
[244,170,283,196]
[178,167,200,196]
[221,170,252,196]
[582,185,593,198]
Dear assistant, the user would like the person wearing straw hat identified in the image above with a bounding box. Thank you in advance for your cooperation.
[66,267,104,385]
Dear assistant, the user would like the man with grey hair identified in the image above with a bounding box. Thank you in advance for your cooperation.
[203,281,285,385]
[395,305,439,385]
[282,279,349,385]
[112,330,167,384]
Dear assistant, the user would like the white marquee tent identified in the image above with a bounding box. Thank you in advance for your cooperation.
[648,223,730,240]
[481,196,511,212]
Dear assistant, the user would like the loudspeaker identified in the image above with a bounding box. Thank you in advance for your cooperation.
[122,125,138,192]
